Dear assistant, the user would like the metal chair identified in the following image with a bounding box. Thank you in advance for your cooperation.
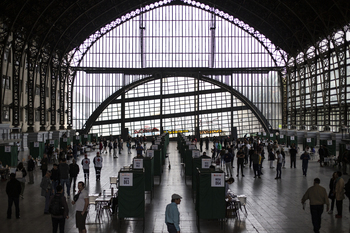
[110,176,118,188]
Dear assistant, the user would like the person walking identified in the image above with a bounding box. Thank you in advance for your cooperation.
[251,150,261,178]
[71,181,89,233]
[275,150,283,179]
[27,155,35,184]
[236,148,245,177]
[165,194,182,233]
[300,151,311,177]
[301,178,329,233]
[41,154,49,177]
[69,159,80,193]
[93,152,103,181]
[334,171,345,218]
[16,162,27,199]
[58,158,70,198]
[290,145,297,168]
[327,172,337,214]
[49,185,69,233]
[6,173,22,219]
[41,171,53,214]
[81,153,90,181]
[223,150,233,177]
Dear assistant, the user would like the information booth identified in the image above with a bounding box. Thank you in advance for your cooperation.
[60,137,71,152]
[0,145,18,167]
[303,137,316,151]
[133,152,154,199]
[319,139,336,156]
[278,134,287,145]
[195,169,226,231]
[192,156,212,198]
[46,139,59,149]
[287,135,298,147]
[29,141,45,159]
[118,167,145,229]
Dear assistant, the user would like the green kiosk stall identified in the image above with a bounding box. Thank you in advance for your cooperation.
[118,167,145,229]
[29,141,45,159]
[60,137,71,152]
[287,135,298,147]
[73,135,81,145]
[319,139,336,156]
[0,145,18,167]
[278,134,287,145]
[46,139,59,149]
[133,153,154,199]
[195,169,226,231]
[152,144,163,183]
[192,156,212,198]
[303,137,316,150]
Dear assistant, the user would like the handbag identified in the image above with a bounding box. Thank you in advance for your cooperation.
[16,171,23,178]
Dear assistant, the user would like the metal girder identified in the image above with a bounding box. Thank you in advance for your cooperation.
[26,40,39,131]
[319,43,331,131]
[0,21,10,123]
[297,61,306,130]
[306,57,317,130]
[93,106,249,126]
[80,73,272,135]
[333,36,347,129]
[39,49,49,131]
[50,56,59,130]
[66,64,74,129]
[59,64,66,129]
[281,71,288,128]
[11,31,25,128]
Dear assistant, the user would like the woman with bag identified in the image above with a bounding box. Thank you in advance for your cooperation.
[328,172,337,214]
[16,162,27,199]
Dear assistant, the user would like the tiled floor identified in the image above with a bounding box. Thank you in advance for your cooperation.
[0,141,349,233]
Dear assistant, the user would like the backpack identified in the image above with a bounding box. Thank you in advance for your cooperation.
[49,195,64,216]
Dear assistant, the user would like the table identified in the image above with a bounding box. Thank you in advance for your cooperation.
[95,195,113,222]
[0,167,9,180]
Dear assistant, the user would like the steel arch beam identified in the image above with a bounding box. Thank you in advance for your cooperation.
[80,74,272,135]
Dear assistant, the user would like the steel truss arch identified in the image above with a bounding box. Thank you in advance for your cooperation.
[80,74,273,135]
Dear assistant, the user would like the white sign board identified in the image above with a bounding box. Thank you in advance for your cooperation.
[280,135,284,139]
[84,135,88,138]
[133,159,143,169]
[120,173,133,186]
[327,140,333,146]
[5,146,11,152]
[270,133,273,137]
[34,142,39,148]
[263,132,266,136]
[306,138,311,143]
[189,145,196,150]
[192,150,200,158]
[290,136,295,140]
[76,136,80,140]
[211,173,224,187]
[186,141,191,145]
[155,140,161,145]
[152,145,158,150]
[202,159,211,169]
[258,132,261,135]
[63,138,67,142]
[146,150,154,157]
[50,140,54,144]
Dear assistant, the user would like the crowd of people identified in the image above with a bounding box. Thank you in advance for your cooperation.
[3,134,350,233]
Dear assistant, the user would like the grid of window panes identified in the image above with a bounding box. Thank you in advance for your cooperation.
[287,30,350,132]
[74,4,281,136]
[89,76,264,138]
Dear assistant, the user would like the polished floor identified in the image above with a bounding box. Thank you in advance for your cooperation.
[1,141,349,233]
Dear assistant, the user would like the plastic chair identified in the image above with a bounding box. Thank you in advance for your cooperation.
[110,176,118,188]
[237,195,247,215]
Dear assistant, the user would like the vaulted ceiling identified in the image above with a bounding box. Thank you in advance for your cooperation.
[1,0,350,58]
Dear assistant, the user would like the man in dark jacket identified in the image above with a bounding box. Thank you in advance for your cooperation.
[51,164,60,194]
[58,159,70,198]
[49,185,69,233]
[69,159,80,193]
[6,173,22,219]
[41,153,49,177]
[27,155,35,184]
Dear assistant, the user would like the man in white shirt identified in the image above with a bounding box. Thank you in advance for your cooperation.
[93,152,103,181]
[71,181,89,233]
[81,153,90,181]
[275,151,283,179]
